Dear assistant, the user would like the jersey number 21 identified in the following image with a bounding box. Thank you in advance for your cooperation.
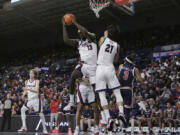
[105,44,114,53]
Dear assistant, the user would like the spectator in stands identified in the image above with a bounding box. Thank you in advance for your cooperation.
[11,102,17,115]
[171,78,180,90]
[80,106,94,132]
[160,87,172,98]
[161,94,174,105]
[162,102,176,133]
[43,100,50,115]
[137,96,146,111]
[148,98,155,110]
[49,95,58,132]
[130,103,141,134]
[138,103,152,134]
[147,89,157,100]
[169,72,175,81]
[174,102,180,133]
[151,105,162,133]
[141,70,146,79]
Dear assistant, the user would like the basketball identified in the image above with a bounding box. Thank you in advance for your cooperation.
[63,13,73,25]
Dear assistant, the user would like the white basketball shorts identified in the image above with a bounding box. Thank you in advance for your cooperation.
[96,65,120,92]
[76,63,96,85]
[77,83,95,104]
[25,98,42,113]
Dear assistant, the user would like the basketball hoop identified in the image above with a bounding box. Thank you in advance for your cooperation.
[89,0,111,18]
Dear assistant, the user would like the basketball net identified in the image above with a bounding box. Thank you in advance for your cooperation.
[89,0,111,18]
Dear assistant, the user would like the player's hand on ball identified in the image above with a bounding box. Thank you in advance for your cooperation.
[62,17,65,25]
[71,14,76,24]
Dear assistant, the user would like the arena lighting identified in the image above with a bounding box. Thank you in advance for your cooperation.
[11,0,21,3]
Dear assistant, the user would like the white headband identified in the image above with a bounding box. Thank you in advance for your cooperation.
[125,57,134,64]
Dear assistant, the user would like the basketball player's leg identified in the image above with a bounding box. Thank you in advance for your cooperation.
[39,112,47,133]
[138,118,143,132]
[52,109,63,132]
[88,89,99,125]
[69,69,83,95]
[82,64,103,122]
[107,68,127,127]
[96,66,111,127]
[35,99,47,133]
[121,89,133,125]
[88,89,99,134]
[108,76,123,114]
[18,103,29,131]
[87,65,104,125]
[50,113,55,130]
[56,113,63,127]
[74,103,83,134]
[66,113,72,129]
[91,102,99,133]
[74,88,87,134]
[98,91,114,130]
[65,68,83,110]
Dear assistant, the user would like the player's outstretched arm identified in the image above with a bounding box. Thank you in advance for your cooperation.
[98,36,105,47]
[117,64,122,77]
[72,15,96,39]
[114,45,120,63]
[135,68,147,90]
[62,17,78,46]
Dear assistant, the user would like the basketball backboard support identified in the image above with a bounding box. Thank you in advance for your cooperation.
[112,0,135,16]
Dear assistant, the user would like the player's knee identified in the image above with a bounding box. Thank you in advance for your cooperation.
[113,89,123,103]
[39,112,44,117]
[91,103,98,111]
[21,106,26,113]
[77,103,83,112]
[98,92,108,107]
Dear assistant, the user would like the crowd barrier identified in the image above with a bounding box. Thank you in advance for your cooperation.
[0,115,75,132]
[0,115,180,132]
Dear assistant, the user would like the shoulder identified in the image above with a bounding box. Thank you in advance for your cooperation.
[25,80,28,84]
[98,36,106,47]
[118,64,123,70]
[36,80,40,83]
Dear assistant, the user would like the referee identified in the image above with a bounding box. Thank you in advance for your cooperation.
[1,93,12,132]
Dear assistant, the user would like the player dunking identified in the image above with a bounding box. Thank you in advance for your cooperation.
[117,55,147,127]
[96,25,126,132]
[62,15,97,111]
[62,15,103,130]
[18,69,47,134]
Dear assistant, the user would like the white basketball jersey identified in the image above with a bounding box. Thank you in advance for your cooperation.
[26,80,39,100]
[97,38,118,66]
[78,39,97,65]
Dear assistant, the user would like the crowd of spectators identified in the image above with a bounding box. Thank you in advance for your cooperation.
[119,25,180,51]
[0,25,180,133]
